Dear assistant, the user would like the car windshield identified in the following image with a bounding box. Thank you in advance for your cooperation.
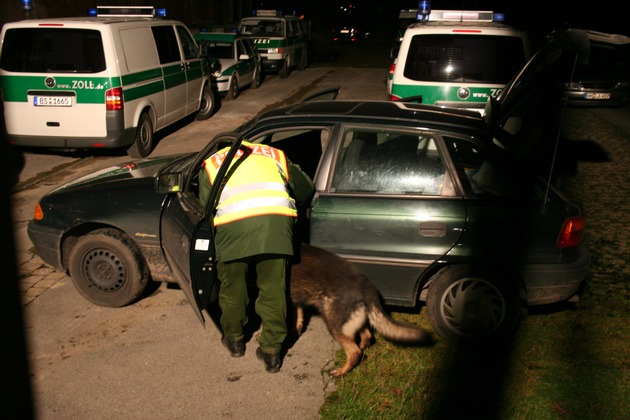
[201,41,234,59]
[572,41,630,80]
[239,19,284,37]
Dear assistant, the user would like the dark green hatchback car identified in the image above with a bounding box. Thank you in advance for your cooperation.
[28,29,591,343]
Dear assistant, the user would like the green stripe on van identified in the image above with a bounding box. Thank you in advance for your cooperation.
[390,83,503,105]
[0,75,121,103]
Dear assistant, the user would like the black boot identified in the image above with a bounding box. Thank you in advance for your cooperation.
[256,347,281,373]
[221,336,245,357]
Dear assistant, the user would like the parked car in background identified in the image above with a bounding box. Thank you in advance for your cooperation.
[238,10,309,78]
[195,30,262,101]
[561,29,630,107]
[388,8,530,113]
[26,29,591,343]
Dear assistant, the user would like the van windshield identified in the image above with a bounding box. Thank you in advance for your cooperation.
[403,34,526,84]
[239,20,284,37]
[0,28,106,73]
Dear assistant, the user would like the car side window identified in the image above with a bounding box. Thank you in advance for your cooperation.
[152,26,181,64]
[254,128,331,180]
[444,136,529,197]
[331,129,449,195]
[176,26,199,60]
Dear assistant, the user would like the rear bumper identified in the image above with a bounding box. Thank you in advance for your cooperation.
[7,126,136,150]
[521,243,591,305]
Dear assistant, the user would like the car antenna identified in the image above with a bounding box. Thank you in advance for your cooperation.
[542,49,581,214]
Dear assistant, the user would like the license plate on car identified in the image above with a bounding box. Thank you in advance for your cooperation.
[585,92,611,100]
[34,96,73,107]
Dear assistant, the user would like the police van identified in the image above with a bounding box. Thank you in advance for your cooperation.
[0,6,216,158]
[238,10,309,79]
[388,6,530,113]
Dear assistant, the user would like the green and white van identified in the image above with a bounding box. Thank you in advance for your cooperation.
[0,6,216,158]
[388,8,530,113]
[238,10,309,79]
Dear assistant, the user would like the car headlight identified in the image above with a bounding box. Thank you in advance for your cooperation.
[267,47,280,54]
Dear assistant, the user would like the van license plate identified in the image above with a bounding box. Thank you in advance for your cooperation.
[34,96,73,107]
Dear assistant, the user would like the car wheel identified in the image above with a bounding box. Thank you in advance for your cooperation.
[67,228,150,308]
[127,112,153,158]
[251,65,262,89]
[195,85,216,120]
[426,265,523,343]
[279,58,289,79]
[226,74,239,101]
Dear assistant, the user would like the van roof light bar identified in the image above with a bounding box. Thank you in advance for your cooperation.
[255,10,283,17]
[88,6,167,18]
[428,10,495,22]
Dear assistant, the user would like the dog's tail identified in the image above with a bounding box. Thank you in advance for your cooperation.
[365,282,432,344]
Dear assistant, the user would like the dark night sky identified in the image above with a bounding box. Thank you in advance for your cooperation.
[274,0,628,45]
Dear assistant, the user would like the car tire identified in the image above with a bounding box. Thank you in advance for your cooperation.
[195,85,216,120]
[127,112,153,158]
[426,264,523,343]
[67,228,150,308]
[279,58,289,79]
[251,65,262,89]
[226,74,240,101]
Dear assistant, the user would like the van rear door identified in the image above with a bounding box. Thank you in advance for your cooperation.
[0,25,112,142]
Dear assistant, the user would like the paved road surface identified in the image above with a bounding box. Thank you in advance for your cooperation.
[11,64,390,420]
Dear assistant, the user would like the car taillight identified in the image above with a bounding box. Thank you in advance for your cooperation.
[389,62,396,76]
[106,87,123,111]
[34,203,43,221]
[557,215,585,248]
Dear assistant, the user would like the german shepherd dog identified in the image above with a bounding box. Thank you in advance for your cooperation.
[289,244,433,377]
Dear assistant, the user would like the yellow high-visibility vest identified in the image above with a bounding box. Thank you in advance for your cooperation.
[204,141,297,225]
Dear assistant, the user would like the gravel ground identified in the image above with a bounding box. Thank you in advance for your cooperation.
[560,108,629,298]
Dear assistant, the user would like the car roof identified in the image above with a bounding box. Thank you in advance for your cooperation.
[244,100,485,135]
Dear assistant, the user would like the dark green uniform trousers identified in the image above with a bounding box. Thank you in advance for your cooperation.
[217,255,288,354]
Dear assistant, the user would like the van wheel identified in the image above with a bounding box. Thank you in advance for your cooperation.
[195,85,216,120]
[226,74,240,101]
[127,112,153,158]
[279,58,289,79]
[251,65,262,89]
[426,265,523,343]
[67,228,150,307]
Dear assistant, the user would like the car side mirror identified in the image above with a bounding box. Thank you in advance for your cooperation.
[156,172,182,193]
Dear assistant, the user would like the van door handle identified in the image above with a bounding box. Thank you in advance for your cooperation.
[419,222,446,237]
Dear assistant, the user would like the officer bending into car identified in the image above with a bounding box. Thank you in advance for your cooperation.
[198,141,314,373]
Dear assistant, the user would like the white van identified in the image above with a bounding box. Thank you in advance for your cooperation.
[389,8,530,113]
[0,6,216,158]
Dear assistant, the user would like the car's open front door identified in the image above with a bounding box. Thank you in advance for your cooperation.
[160,133,243,326]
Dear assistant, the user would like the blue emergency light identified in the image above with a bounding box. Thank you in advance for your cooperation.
[417,0,431,21]
[22,0,33,11]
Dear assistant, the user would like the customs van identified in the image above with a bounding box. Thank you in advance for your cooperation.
[238,10,309,78]
[0,6,216,158]
[388,5,530,114]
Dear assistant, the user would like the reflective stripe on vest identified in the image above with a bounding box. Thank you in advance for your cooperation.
[204,142,297,225]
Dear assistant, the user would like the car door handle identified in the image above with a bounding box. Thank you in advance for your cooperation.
[419,222,446,237]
